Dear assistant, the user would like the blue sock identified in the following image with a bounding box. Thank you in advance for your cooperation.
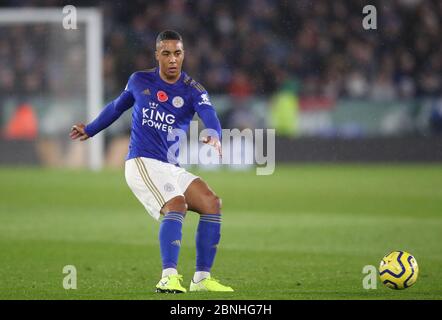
[159,211,185,270]
[196,214,221,272]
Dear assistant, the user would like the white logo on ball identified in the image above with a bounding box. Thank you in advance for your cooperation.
[172,96,184,108]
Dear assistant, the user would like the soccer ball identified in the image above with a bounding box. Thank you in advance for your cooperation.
[379,251,419,290]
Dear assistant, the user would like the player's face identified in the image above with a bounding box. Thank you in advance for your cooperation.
[155,40,184,81]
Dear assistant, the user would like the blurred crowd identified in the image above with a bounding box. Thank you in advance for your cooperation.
[0,0,441,102]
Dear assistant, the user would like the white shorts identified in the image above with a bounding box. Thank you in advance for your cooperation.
[125,157,199,220]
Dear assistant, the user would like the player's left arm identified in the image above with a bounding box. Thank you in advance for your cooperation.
[194,91,222,156]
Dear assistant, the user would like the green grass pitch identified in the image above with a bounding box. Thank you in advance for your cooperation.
[0,164,441,300]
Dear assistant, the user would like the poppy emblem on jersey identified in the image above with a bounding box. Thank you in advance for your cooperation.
[157,90,168,102]
[172,96,184,108]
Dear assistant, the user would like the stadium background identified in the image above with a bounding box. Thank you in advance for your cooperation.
[0,0,441,299]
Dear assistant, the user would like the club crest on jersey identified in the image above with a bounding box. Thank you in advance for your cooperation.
[142,88,151,95]
[172,96,184,108]
[157,90,168,102]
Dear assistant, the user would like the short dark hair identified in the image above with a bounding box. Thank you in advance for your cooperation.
[156,30,183,46]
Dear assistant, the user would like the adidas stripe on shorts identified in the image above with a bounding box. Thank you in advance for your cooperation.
[125,157,199,220]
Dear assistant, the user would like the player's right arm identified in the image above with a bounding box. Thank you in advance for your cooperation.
[70,76,136,141]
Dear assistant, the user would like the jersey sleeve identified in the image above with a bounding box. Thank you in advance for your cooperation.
[193,89,215,113]
[192,89,222,140]
[84,74,136,137]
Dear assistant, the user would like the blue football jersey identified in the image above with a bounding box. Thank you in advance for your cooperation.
[125,68,216,164]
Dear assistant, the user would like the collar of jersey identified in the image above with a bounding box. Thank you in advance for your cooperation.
[155,67,184,87]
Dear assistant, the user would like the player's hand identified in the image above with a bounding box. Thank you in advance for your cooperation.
[69,123,90,141]
[201,136,222,157]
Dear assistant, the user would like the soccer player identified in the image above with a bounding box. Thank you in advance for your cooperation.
[70,30,233,293]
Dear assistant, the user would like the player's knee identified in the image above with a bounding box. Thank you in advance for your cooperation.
[205,193,222,214]
[162,196,187,215]
[214,195,222,212]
